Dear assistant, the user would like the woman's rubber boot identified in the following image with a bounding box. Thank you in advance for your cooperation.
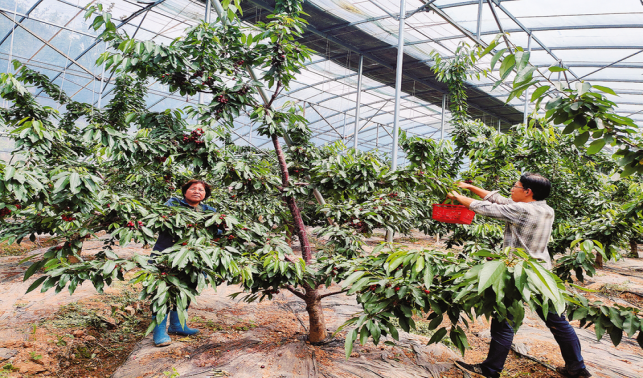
[153,314,171,347]
[168,310,200,336]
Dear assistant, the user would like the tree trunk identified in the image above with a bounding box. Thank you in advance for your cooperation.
[271,134,312,261]
[631,239,639,258]
[305,293,327,343]
[595,253,604,269]
[270,133,328,342]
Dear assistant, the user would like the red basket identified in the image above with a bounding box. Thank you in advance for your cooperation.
[432,201,475,225]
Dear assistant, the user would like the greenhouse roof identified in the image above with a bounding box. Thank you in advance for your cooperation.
[0,0,642,159]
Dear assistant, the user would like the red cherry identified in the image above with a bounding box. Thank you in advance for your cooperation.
[395,287,400,291]
[182,242,187,246]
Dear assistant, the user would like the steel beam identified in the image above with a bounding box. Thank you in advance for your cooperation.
[523,32,532,125]
[393,0,411,168]
[244,0,514,125]
[476,0,483,41]
[0,11,101,81]
[353,54,363,149]
[0,0,43,46]
[41,0,169,100]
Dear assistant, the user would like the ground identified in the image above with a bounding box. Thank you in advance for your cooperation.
[0,231,641,378]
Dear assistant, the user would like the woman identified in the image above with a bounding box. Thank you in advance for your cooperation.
[151,179,216,347]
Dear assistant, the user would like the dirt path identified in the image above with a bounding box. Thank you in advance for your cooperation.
[1,233,642,377]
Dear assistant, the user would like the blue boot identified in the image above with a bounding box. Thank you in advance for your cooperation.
[168,310,200,336]
[153,314,171,347]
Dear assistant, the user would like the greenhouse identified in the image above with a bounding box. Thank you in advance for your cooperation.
[0,0,642,377]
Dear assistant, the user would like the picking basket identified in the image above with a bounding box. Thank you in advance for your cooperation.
[432,200,475,225]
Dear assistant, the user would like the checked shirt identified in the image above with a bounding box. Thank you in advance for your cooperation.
[469,191,554,269]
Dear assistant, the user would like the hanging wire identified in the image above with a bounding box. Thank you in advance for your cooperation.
[57,38,74,108]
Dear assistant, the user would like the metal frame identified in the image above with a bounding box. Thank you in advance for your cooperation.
[0,0,640,156]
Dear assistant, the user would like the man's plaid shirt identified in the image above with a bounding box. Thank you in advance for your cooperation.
[469,190,554,269]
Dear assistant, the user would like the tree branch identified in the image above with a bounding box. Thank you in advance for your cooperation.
[319,289,348,299]
[266,81,281,109]
[284,284,306,299]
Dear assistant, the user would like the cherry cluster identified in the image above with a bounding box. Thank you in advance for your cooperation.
[387,192,399,198]
[182,128,205,145]
[264,289,280,295]
[347,217,367,233]
[127,220,143,229]
[163,174,172,183]
[216,95,229,104]
[463,179,474,184]
[0,208,11,217]
[201,76,214,86]
[61,214,76,222]
[155,156,168,163]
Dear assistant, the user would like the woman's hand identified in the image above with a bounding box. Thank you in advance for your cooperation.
[456,181,472,190]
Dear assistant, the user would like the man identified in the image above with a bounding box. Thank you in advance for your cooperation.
[446,173,591,378]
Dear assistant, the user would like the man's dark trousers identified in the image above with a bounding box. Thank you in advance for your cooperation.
[481,308,586,375]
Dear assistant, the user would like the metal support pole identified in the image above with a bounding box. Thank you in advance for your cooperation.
[523,32,532,125]
[198,0,212,105]
[476,0,483,41]
[498,118,501,133]
[391,0,405,170]
[376,124,380,147]
[440,94,446,140]
[342,112,347,142]
[353,54,364,150]
[388,0,406,244]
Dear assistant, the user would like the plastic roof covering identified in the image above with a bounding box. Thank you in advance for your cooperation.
[0,0,641,162]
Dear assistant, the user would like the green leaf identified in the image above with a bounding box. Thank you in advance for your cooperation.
[586,139,605,155]
[477,261,505,293]
[427,327,447,345]
[592,85,617,96]
[548,66,568,72]
[69,172,81,194]
[573,132,590,147]
[345,328,357,359]
[490,48,507,71]
[342,271,365,288]
[530,85,550,102]
[26,276,47,294]
[498,54,516,80]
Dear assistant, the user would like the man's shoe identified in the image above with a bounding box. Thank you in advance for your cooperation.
[455,361,500,378]
[168,310,200,336]
[556,367,592,378]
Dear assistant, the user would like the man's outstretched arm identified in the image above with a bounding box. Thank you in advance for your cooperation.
[458,182,491,199]
[446,191,476,209]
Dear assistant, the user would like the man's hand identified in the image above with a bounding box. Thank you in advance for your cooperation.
[446,190,459,200]
[445,190,476,209]
[455,181,491,199]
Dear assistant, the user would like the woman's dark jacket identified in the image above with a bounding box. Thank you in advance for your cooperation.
[152,197,217,253]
